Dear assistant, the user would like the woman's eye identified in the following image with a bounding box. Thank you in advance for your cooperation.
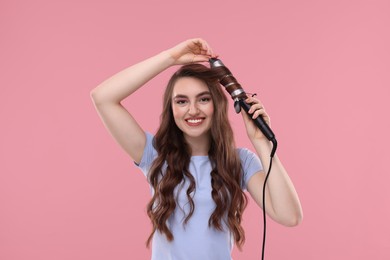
[175,99,187,105]
[199,97,211,103]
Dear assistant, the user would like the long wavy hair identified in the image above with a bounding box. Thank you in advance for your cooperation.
[146,63,248,249]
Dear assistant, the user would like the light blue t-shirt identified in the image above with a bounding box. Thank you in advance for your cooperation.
[136,132,263,260]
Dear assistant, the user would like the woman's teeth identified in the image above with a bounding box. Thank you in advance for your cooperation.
[187,119,202,123]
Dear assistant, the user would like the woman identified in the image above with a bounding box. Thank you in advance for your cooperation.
[90,38,303,259]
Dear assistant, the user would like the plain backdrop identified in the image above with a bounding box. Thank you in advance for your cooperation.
[1,0,389,259]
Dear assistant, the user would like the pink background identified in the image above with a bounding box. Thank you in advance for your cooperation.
[1,0,389,259]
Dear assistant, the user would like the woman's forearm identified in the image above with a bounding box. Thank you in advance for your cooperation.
[90,50,174,104]
[252,139,303,226]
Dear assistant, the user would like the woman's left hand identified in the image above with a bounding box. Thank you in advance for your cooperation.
[166,38,217,65]
[241,94,271,141]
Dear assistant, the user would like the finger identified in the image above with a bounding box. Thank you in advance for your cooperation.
[251,108,265,119]
[204,41,214,56]
[197,40,207,52]
[191,54,197,63]
[245,96,261,105]
[246,93,258,98]
[252,109,271,125]
[248,103,264,114]
[192,39,208,53]
[195,38,213,56]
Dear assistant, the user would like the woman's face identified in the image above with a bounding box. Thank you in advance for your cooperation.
[171,77,214,142]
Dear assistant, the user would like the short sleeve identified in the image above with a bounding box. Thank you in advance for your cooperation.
[134,132,157,178]
[238,148,263,190]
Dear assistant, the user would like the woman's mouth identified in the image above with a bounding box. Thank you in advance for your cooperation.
[185,118,205,126]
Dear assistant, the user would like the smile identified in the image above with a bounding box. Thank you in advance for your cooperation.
[185,118,205,126]
[187,119,202,123]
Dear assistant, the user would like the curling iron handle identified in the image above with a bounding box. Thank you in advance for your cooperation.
[238,99,276,142]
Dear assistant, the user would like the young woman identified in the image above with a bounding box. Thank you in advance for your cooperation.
[90,38,303,259]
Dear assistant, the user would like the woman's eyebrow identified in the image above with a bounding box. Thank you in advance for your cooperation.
[173,91,211,99]
[197,91,211,97]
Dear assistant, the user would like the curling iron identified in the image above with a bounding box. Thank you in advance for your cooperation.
[209,58,277,157]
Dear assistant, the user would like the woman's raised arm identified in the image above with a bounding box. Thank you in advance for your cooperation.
[90,38,215,163]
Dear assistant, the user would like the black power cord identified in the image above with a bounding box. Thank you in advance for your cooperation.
[261,139,277,260]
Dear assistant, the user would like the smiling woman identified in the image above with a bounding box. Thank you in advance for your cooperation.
[172,77,214,154]
[90,38,303,260]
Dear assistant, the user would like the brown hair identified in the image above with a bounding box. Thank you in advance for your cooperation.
[146,63,248,249]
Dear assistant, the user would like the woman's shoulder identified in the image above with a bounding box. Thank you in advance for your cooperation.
[236,147,256,159]
[236,147,262,168]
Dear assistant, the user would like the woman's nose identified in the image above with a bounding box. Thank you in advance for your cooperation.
[188,103,199,115]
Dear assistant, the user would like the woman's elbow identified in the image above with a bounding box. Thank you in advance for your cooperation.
[90,90,111,106]
[275,210,303,227]
[90,89,103,104]
[282,212,303,227]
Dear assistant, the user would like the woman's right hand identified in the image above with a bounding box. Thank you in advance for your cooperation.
[166,38,217,65]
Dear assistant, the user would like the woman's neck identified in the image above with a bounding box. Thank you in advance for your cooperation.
[184,135,210,156]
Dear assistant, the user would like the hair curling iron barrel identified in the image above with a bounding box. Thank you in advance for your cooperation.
[209,58,277,156]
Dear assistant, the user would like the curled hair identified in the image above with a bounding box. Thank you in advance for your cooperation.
[146,63,248,249]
